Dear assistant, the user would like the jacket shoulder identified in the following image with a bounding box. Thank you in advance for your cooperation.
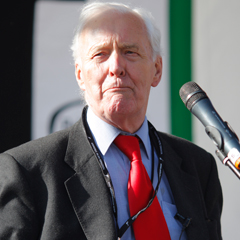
[157,131,219,184]
[3,127,72,169]
[158,131,213,160]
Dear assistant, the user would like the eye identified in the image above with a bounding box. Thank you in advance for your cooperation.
[125,50,139,58]
[126,50,136,55]
[92,52,109,62]
[93,52,105,58]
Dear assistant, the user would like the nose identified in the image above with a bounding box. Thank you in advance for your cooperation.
[108,51,126,77]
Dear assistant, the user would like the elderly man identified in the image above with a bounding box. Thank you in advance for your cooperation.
[0,2,222,240]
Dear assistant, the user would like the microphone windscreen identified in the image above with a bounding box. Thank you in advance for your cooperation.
[179,82,208,110]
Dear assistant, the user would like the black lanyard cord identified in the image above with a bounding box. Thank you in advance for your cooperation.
[82,106,119,221]
[81,106,164,239]
[118,155,163,238]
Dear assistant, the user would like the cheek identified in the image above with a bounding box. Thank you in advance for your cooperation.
[84,65,107,95]
[130,66,154,89]
[131,70,154,101]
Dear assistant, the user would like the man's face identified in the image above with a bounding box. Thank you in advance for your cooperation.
[75,10,162,131]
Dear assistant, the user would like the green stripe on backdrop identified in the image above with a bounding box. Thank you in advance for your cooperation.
[169,0,192,141]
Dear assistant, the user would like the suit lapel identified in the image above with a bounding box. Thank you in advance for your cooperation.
[161,135,210,240]
[64,118,117,240]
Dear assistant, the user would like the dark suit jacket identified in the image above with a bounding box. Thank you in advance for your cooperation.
[0,117,222,240]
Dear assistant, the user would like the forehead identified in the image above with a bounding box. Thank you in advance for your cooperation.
[79,10,150,50]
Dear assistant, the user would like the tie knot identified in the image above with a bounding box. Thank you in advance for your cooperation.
[114,135,141,162]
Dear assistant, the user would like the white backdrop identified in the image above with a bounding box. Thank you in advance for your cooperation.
[193,0,240,239]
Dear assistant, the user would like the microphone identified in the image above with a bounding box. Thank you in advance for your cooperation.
[179,81,240,171]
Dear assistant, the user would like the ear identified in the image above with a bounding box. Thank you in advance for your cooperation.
[151,56,162,87]
[75,62,86,91]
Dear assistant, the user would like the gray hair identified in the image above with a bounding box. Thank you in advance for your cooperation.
[71,1,161,62]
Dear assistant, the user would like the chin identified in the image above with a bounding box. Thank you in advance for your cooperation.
[107,99,137,115]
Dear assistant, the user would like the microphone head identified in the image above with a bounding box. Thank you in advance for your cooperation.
[179,82,208,111]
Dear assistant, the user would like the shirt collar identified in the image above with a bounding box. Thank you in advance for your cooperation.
[86,107,151,159]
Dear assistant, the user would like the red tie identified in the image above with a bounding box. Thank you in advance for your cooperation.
[114,135,171,240]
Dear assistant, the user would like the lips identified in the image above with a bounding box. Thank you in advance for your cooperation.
[103,86,133,94]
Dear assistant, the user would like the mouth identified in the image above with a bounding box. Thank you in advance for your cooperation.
[103,86,133,94]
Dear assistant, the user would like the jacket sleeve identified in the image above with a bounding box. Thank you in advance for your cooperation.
[0,153,39,239]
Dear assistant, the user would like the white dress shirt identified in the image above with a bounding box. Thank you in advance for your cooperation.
[86,107,187,240]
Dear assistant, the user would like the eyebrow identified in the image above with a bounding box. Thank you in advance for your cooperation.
[91,42,139,51]
[87,42,140,57]
[119,43,139,50]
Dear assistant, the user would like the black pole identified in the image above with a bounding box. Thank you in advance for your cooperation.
[1,1,35,152]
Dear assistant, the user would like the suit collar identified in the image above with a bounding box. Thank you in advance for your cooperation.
[87,107,151,159]
[64,118,117,240]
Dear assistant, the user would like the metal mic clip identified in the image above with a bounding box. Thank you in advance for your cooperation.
[174,213,192,230]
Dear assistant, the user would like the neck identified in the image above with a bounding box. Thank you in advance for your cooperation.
[90,107,145,134]
[105,115,144,133]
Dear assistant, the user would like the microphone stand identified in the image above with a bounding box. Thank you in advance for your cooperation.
[216,149,240,179]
